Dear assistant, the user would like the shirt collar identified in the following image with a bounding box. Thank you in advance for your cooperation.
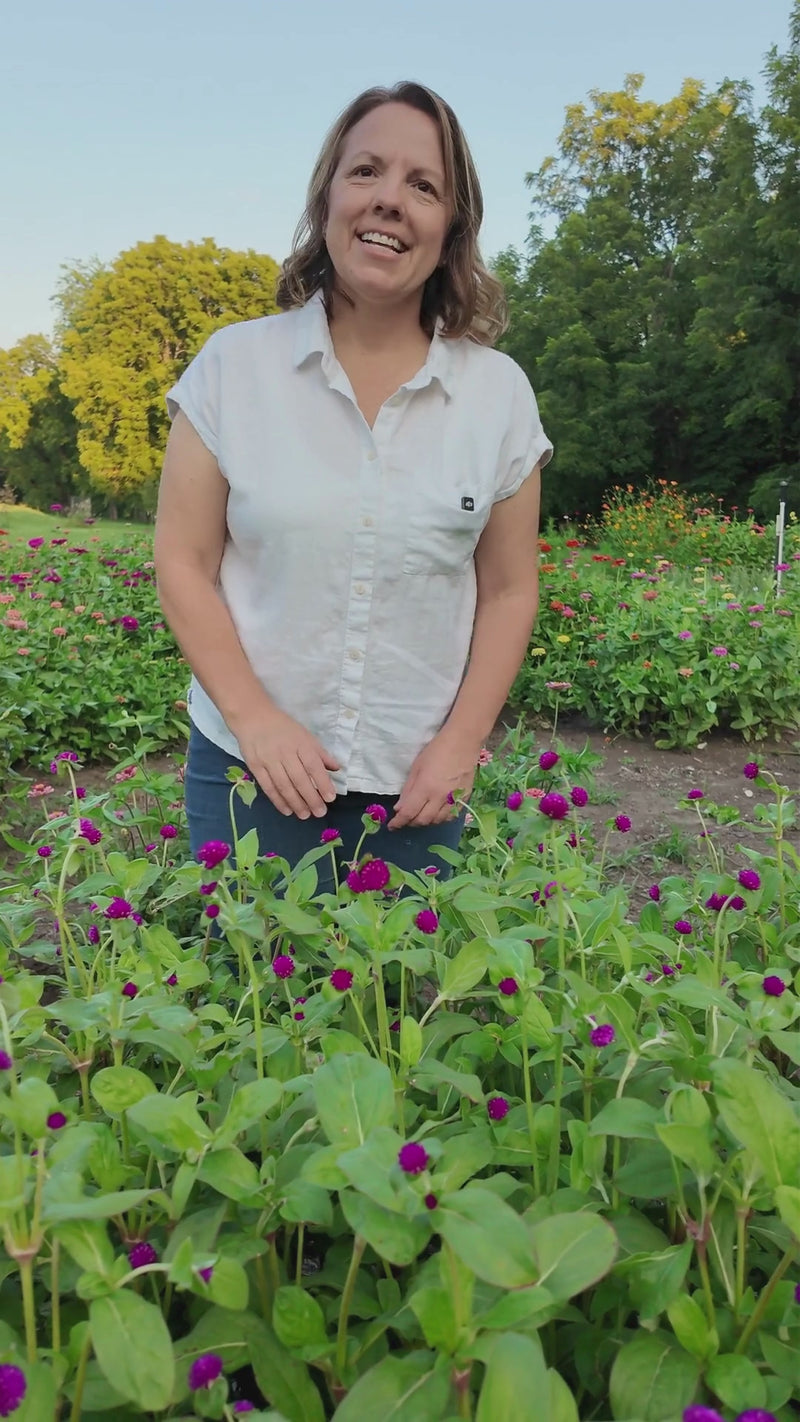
[291,288,457,398]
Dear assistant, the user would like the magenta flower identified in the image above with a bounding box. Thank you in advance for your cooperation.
[47,1111,67,1130]
[28,537,44,548]
[234,1404,255,1414]
[36,845,53,858]
[346,869,363,890]
[424,1192,438,1210]
[763,975,786,997]
[365,803,388,823]
[570,785,588,807]
[199,882,217,895]
[738,868,761,891]
[86,924,100,945]
[682,1409,725,1422]
[320,827,341,843]
[677,630,692,640]
[122,981,138,999]
[711,646,727,656]
[105,897,133,919]
[794,1281,800,1304]
[197,1265,214,1283]
[743,761,759,780]
[734,1413,778,1422]
[424,865,439,875]
[705,892,726,911]
[539,750,559,771]
[590,1024,615,1047]
[188,1353,224,1390]
[166,972,178,986]
[205,904,220,920]
[196,840,230,870]
[398,1141,429,1175]
[272,955,295,980]
[120,615,139,631]
[0,1363,26,1416]
[0,1051,12,1071]
[506,791,524,811]
[487,1096,510,1121]
[330,968,354,991]
[498,976,518,996]
[729,895,746,911]
[675,919,693,935]
[160,824,178,839]
[79,817,103,845]
[614,814,632,833]
[415,909,439,934]
[128,1241,158,1269]
[357,858,390,891]
[648,884,661,901]
[687,789,704,800]
[539,792,570,820]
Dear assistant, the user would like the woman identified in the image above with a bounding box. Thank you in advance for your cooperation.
[155,80,552,886]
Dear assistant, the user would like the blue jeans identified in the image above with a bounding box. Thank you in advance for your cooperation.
[184,723,465,892]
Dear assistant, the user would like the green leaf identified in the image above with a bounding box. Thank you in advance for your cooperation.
[656,1123,718,1182]
[205,1255,250,1311]
[410,1060,484,1103]
[245,1315,326,1422]
[197,1148,261,1202]
[90,1290,175,1411]
[42,1188,156,1223]
[408,1285,459,1354]
[279,1179,334,1227]
[706,1353,766,1412]
[126,1093,212,1155]
[332,1350,451,1421]
[617,1243,693,1321]
[440,941,488,997]
[547,1369,580,1422]
[478,1285,555,1331]
[90,1066,156,1117]
[273,1286,328,1353]
[477,1332,548,1421]
[438,1188,537,1288]
[0,1155,30,1222]
[666,1293,718,1362]
[609,1334,700,1421]
[712,1058,800,1187]
[340,1190,431,1266]
[0,1076,59,1137]
[54,1220,115,1277]
[171,1305,252,1396]
[774,1184,800,1241]
[217,1078,283,1143]
[400,1017,423,1069]
[312,1054,395,1147]
[337,1129,405,1210]
[528,1213,617,1299]
[589,1098,660,1139]
[14,1361,57,1422]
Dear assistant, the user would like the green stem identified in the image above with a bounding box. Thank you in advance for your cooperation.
[521,1020,540,1195]
[19,1260,37,1363]
[295,1222,305,1288]
[735,1206,748,1316]
[51,1241,61,1355]
[734,1244,797,1354]
[69,1328,93,1422]
[696,1242,716,1330]
[336,1235,366,1381]
[547,1028,564,1195]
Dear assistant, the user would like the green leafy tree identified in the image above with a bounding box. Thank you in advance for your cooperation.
[0,336,83,509]
[57,236,281,515]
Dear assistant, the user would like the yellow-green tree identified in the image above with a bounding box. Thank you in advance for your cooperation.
[0,335,83,509]
[57,236,281,514]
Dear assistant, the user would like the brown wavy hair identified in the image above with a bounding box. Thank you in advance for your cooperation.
[275,81,508,346]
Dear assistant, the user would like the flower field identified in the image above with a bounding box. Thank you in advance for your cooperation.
[1,490,800,1421]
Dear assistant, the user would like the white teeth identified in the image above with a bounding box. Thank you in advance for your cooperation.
[359,232,405,252]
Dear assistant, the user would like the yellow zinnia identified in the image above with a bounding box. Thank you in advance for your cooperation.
[530,647,547,657]
[556,634,571,644]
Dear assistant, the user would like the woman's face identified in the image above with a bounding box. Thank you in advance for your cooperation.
[325,102,452,317]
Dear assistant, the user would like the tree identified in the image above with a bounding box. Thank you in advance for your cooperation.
[0,336,83,509]
[57,236,281,515]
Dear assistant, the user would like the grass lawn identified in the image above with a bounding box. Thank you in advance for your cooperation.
[0,504,152,546]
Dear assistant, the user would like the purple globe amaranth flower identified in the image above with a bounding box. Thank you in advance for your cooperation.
[128,1241,158,1269]
[160,824,178,839]
[729,895,746,911]
[0,1363,26,1416]
[687,789,704,800]
[398,1141,429,1175]
[487,1095,510,1121]
[196,839,231,870]
[105,897,133,920]
[424,1192,438,1210]
[0,1051,12,1071]
[86,922,101,946]
[365,803,388,823]
[36,845,53,859]
[675,919,693,935]
[234,1405,255,1415]
[424,865,439,875]
[415,909,439,934]
[199,881,217,895]
[794,1281,800,1304]
[743,761,759,780]
[498,976,518,996]
[763,975,786,997]
[79,817,102,845]
[539,750,559,771]
[735,1413,778,1422]
[205,904,220,920]
[590,1024,615,1047]
[614,814,632,833]
[705,892,726,912]
[539,792,569,821]
[738,868,761,891]
[197,1265,214,1283]
[272,955,295,980]
[188,1353,224,1390]
[122,981,138,999]
[166,972,178,986]
[330,968,354,991]
[356,858,390,892]
[320,827,341,843]
[506,790,524,811]
[47,1111,67,1129]
[683,1409,725,1422]
[570,785,588,807]
[648,884,661,901]
[661,963,676,977]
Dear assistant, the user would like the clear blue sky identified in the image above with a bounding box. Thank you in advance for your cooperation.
[0,0,794,348]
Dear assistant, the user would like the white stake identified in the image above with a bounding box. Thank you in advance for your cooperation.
[775,480,787,597]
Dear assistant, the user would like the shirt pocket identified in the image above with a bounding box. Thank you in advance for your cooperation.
[401,488,489,577]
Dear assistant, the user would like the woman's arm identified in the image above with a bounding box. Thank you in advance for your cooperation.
[389,468,541,829]
[154,412,339,818]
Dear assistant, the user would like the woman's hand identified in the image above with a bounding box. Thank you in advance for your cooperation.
[388,729,477,830]
[233,709,340,819]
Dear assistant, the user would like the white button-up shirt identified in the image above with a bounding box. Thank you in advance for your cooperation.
[166,292,552,794]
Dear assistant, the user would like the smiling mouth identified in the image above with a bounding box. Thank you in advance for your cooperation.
[357,232,409,254]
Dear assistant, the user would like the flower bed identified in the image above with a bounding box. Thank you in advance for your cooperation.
[0,743,798,1419]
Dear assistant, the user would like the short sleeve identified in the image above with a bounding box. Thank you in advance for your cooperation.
[494,362,553,502]
[165,330,223,459]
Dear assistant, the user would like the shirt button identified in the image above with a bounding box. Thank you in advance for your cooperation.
[348,647,362,661]
[367,450,377,461]
[355,583,366,595]
[362,516,374,528]
[343,707,355,719]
